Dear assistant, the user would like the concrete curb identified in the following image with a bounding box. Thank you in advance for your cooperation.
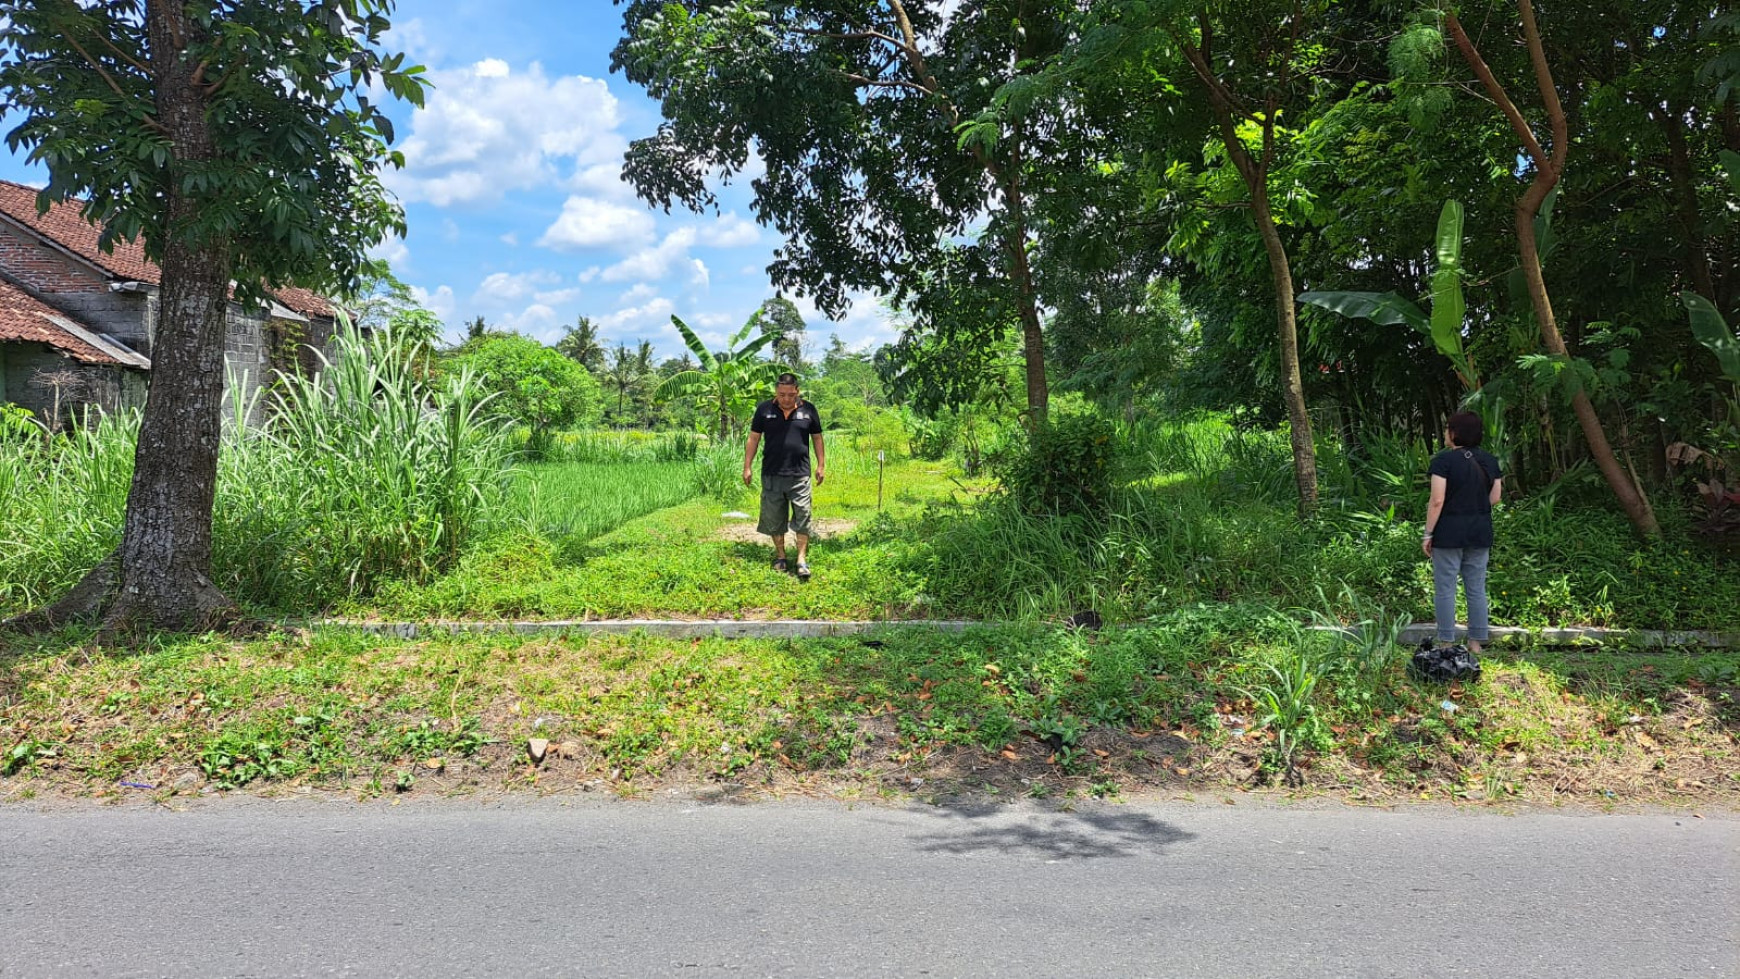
[314,618,1738,648]
[1379,625,1734,649]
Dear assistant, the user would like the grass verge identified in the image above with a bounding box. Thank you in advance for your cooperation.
[5,622,1734,808]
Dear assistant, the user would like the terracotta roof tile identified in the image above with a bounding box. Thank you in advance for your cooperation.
[0,180,158,283]
[0,179,335,319]
[0,278,125,365]
[269,283,335,319]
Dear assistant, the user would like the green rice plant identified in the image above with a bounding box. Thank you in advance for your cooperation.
[544,429,707,464]
[514,459,708,552]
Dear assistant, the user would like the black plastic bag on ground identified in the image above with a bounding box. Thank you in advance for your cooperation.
[1408,641,1482,683]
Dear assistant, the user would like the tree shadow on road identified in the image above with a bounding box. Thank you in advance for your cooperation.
[904,805,1195,860]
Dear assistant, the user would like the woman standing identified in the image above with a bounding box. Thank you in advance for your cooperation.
[1422,411,1503,652]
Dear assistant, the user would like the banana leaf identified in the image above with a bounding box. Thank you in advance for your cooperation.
[1298,290,1429,334]
[1683,292,1740,385]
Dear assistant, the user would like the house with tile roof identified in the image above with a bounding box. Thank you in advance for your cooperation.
[0,179,339,427]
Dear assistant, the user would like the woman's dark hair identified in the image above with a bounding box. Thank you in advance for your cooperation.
[1447,411,1484,448]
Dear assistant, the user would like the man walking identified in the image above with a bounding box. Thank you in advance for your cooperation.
[743,373,826,579]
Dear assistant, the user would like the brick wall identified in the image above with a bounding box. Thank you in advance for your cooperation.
[0,223,152,348]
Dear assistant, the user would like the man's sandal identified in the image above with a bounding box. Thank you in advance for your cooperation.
[772,558,788,573]
[795,561,811,580]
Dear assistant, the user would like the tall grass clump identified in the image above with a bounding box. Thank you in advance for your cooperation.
[214,325,516,608]
[0,407,134,615]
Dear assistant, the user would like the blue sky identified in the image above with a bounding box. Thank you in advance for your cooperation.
[0,0,895,359]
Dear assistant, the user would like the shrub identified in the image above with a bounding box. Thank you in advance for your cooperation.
[997,410,1119,517]
[445,333,601,457]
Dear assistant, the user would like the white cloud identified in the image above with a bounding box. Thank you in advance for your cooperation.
[571,162,636,201]
[473,269,561,304]
[370,235,410,270]
[601,227,698,283]
[598,296,676,334]
[617,283,658,305]
[387,60,628,207]
[384,18,433,60]
[498,303,561,339]
[579,267,601,283]
[410,284,457,327]
[537,195,656,251]
[535,287,582,306]
[500,231,519,247]
[697,213,762,248]
[588,212,762,286]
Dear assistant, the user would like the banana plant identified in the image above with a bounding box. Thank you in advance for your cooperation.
[1300,199,1478,390]
[1683,293,1740,387]
[655,311,781,439]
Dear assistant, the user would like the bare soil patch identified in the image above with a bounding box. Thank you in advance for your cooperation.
[715,517,858,544]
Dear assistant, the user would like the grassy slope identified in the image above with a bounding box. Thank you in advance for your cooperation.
[3,624,1735,806]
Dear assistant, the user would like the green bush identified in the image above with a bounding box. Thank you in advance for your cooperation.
[445,333,601,457]
[996,410,1119,518]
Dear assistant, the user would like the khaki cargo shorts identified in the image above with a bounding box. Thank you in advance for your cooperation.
[757,473,813,537]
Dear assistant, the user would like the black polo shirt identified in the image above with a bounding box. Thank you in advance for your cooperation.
[751,398,824,477]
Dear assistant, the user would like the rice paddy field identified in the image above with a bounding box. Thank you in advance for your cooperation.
[513,460,708,552]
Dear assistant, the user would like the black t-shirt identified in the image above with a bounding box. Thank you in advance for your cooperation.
[751,398,824,477]
[1428,447,1502,548]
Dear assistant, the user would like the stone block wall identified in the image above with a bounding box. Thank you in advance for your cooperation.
[0,341,136,428]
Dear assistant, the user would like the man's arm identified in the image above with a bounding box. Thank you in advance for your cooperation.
[743,431,761,487]
[812,433,825,485]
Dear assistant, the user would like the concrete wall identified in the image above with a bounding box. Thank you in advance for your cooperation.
[0,341,132,428]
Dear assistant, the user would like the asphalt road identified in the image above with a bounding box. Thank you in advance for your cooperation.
[2,797,1734,978]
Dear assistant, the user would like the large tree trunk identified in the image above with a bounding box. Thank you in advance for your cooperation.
[1248,180,1319,515]
[1001,122,1049,427]
[105,0,240,631]
[5,0,240,636]
[104,228,238,631]
[1447,3,1660,536]
[1179,31,1319,516]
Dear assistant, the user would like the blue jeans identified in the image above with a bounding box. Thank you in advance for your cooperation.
[1431,546,1491,643]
